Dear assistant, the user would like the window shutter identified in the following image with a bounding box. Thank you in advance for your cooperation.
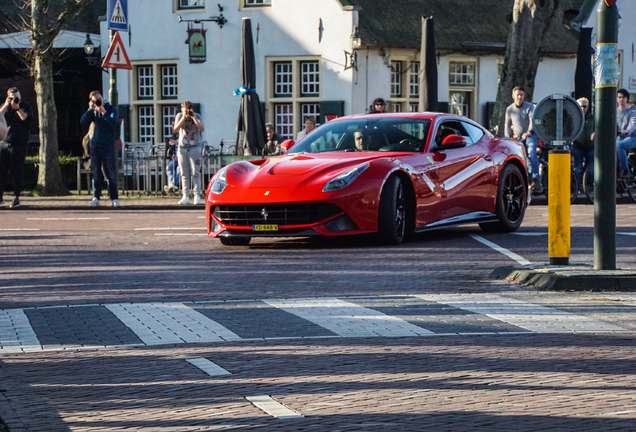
[438,102,449,113]
[192,103,201,114]
[118,104,131,142]
[319,100,344,124]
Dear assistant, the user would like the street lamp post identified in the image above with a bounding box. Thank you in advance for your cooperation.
[594,1,619,270]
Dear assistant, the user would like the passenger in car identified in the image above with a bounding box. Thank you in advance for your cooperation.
[354,131,369,151]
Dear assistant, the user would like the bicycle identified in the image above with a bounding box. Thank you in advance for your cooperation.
[536,143,578,203]
[582,151,636,203]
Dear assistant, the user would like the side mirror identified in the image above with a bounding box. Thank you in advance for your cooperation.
[279,139,294,153]
[440,134,467,149]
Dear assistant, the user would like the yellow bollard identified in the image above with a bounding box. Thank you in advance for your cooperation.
[548,149,571,265]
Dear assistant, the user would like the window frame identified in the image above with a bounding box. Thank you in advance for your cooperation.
[243,0,272,7]
[130,60,181,143]
[266,56,322,140]
[389,58,420,113]
[447,56,479,121]
[177,0,205,11]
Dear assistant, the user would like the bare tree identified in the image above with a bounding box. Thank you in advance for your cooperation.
[491,0,558,135]
[20,0,98,194]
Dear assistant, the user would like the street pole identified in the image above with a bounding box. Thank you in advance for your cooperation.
[108,30,119,185]
[594,1,619,270]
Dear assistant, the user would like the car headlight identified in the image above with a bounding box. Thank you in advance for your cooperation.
[211,167,228,194]
[322,162,370,192]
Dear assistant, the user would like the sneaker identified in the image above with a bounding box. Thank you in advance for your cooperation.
[530,179,543,194]
[193,194,202,205]
[112,199,121,208]
[10,197,20,208]
[89,197,100,207]
[178,195,190,205]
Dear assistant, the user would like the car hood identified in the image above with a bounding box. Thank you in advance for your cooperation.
[223,152,397,189]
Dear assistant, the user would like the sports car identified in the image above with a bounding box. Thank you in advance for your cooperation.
[205,112,530,246]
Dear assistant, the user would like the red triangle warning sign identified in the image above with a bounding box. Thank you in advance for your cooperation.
[102,31,132,70]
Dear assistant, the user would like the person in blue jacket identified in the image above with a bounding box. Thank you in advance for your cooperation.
[80,91,120,207]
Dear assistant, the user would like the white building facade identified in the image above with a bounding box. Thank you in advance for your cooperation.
[102,0,598,150]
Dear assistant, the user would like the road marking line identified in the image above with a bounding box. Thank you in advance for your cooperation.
[154,233,207,236]
[618,232,636,236]
[245,395,304,419]
[105,303,241,345]
[0,309,41,353]
[0,228,40,231]
[134,227,206,231]
[26,218,111,221]
[414,294,627,333]
[263,298,434,337]
[512,232,547,236]
[469,234,531,265]
[186,358,232,376]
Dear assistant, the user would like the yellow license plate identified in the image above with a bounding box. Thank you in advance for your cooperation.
[253,224,279,231]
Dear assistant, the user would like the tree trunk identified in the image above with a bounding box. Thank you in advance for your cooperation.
[491,0,558,135]
[33,51,67,195]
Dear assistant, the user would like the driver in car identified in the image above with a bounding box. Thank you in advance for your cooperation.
[354,131,368,151]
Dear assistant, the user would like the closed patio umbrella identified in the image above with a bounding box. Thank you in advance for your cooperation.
[419,16,438,112]
[236,17,266,156]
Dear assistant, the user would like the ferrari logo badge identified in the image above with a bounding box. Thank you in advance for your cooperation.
[261,208,268,221]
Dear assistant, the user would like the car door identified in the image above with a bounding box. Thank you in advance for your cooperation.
[426,119,495,221]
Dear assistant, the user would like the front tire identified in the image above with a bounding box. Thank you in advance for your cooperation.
[377,176,409,245]
[480,164,527,233]
[219,237,251,246]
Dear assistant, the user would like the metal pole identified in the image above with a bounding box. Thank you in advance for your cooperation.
[594,2,618,270]
[108,30,120,189]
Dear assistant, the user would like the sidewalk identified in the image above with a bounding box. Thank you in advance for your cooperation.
[0,194,203,210]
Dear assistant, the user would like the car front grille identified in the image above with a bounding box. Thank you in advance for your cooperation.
[213,203,342,227]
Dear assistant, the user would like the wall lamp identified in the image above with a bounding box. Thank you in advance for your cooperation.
[344,26,361,71]
[83,33,101,67]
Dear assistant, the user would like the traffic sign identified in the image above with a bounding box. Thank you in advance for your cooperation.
[108,0,128,32]
[533,94,584,146]
[102,32,132,70]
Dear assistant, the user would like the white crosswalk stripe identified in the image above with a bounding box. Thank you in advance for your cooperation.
[414,294,627,333]
[106,303,241,345]
[0,309,41,354]
[263,298,435,337]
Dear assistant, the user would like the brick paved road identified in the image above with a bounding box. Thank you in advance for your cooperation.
[0,204,635,431]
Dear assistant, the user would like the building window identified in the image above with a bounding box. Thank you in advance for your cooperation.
[179,0,205,9]
[275,104,294,140]
[162,105,179,141]
[138,106,155,143]
[300,61,320,96]
[449,61,475,86]
[267,57,321,139]
[274,62,293,97]
[390,61,402,97]
[245,0,271,5]
[132,61,180,143]
[137,66,154,99]
[409,62,419,98]
[389,60,419,113]
[448,60,477,119]
[161,65,178,99]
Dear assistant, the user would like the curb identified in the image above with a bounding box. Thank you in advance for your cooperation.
[491,265,636,291]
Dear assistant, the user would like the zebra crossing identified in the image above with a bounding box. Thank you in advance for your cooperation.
[1,294,633,355]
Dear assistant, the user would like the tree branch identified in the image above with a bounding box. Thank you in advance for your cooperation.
[49,0,98,40]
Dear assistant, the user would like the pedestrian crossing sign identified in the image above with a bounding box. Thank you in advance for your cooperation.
[102,31,132,70]
[108,0,128,32]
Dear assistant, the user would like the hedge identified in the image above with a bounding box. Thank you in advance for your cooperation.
[18,156,79,191]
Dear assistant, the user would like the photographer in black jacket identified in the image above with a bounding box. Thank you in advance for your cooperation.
[0,87,34,208]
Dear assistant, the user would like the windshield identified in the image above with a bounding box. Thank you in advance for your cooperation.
[287,118,432,154]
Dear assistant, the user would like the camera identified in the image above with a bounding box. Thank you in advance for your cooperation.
[11,96,20,104]
[188,109,194,116]
[94,99,102,107]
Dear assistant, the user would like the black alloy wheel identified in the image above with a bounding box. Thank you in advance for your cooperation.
[480,164,527,232]
[378,175,407,245]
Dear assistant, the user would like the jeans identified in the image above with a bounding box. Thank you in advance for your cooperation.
[177,144,202,195]
[90,144,118,200]
[167,160,180,187]
[572,146,594,187]
[525,134,540,181]
[617,136,636,173]
[0,141,27,199]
